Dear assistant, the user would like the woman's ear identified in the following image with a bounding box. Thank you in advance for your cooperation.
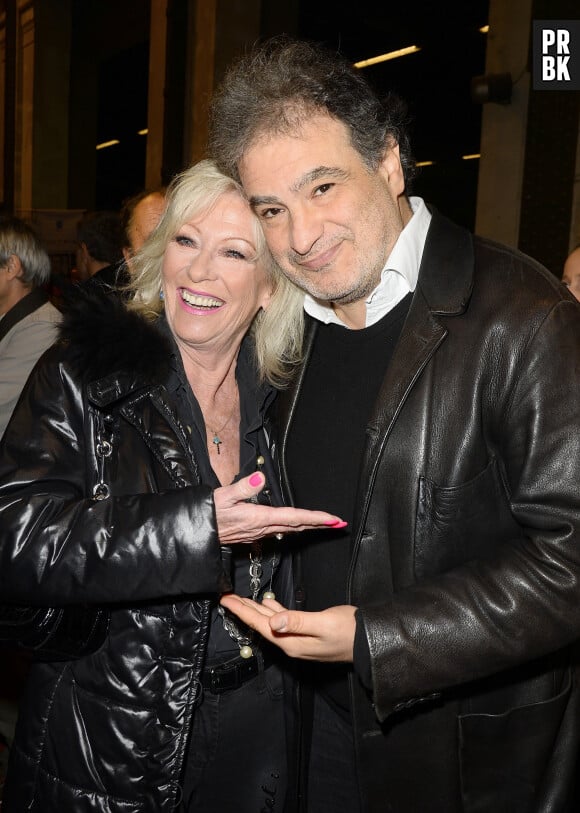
[259,280,275,312]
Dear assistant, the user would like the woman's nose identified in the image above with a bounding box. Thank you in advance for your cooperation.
[186,253,215,280]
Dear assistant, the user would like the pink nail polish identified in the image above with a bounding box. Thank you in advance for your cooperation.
[324,519,348,528]
[249,473,263,487]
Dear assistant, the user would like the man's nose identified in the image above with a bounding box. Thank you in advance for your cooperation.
[289,206,323,257]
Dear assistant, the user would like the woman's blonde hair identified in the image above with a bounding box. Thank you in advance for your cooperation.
[126,159,303,386]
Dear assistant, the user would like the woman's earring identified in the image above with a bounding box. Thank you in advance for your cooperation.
[159,290,165,301]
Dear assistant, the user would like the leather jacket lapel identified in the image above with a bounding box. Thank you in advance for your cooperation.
[352,288,447,536]
[351,210,475,549]
[277,317,318,506]
[278,209,475,537]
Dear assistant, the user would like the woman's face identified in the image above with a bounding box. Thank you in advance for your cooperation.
[161,191,272,357]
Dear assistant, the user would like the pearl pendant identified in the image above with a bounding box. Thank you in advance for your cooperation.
[262,591,276,601]
[240,645,253,659]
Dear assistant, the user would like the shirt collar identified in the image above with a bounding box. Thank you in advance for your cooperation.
[304,196,432,328]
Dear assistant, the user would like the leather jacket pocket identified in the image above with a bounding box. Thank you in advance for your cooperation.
[414,458,509,580]
[458,668,574,813]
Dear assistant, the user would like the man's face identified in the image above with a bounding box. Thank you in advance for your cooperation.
[239,112,409,325]
[562,248,580,302]
[74,243,90,281]
[124,193,166,265]
[0,261,12,314]
[0,255,25,314]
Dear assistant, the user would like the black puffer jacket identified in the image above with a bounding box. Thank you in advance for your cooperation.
[0,291,271,811]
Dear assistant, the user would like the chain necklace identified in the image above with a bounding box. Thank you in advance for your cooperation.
[208,404,237,455]
[218,455,278,658]
[218,542,279,658]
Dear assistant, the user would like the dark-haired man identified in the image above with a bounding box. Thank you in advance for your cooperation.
[75,210,127,293]
[209,36,580,813]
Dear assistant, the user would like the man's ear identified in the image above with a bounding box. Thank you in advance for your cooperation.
[378,143,405,197]
[5,254,23,280]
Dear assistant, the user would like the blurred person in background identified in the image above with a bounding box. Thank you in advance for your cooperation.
[75,209,128,294]
[562,244,580,302]
[0,216,61,439]
[121,186,167,273]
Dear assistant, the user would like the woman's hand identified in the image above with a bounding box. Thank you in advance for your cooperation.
[219,593,357,662]
[214,471,346,545]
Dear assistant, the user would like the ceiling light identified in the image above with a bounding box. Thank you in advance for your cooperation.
[462,154,481,160]
[354,45,421,69]
[138,129,148,136]
[479,25,489,34]
[416,160,435,167]
[96,139,120,150]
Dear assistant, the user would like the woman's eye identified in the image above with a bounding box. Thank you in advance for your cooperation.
[224,248,257,262]
[175,234,195,248]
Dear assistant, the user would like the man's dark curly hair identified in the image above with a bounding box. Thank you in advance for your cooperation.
[208,35,416,190]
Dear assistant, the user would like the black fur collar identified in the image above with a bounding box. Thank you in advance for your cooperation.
[58,284,172,384]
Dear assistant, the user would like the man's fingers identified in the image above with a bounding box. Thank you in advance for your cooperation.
[269,610,313,634]
[270,613,290,632]
[261,596,285,612]
[220,594,304,636]
[219,596,356,663]
[220,593,275,620]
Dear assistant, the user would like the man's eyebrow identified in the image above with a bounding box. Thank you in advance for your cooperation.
[249,194,281,208]
[291,166,349,192]
[249,166,349,208]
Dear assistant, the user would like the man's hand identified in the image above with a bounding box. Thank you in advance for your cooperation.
[214,471,346,545]
[219,593,356,662]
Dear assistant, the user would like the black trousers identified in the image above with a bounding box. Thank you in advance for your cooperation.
[306,691,362,813]
[181,663,289,813]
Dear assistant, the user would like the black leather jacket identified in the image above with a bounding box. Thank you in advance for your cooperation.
[280,212,580,813]
[0,291,276,811]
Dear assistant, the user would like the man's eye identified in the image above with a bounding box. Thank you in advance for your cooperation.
[314,183,333,196]
[260,207,282,220]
